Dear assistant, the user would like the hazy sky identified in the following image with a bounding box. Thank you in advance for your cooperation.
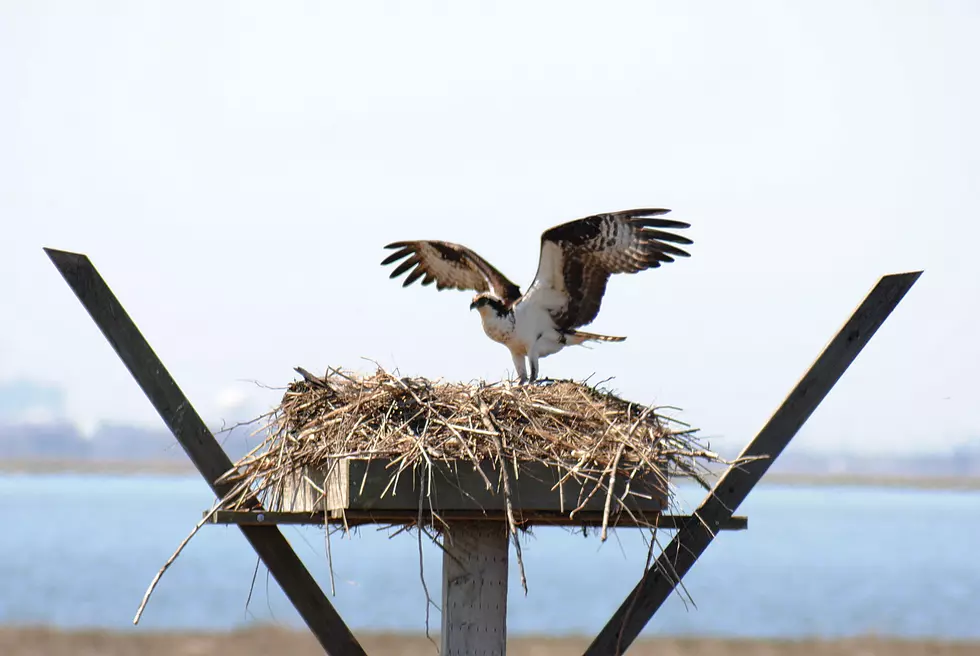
[2,1,978,455]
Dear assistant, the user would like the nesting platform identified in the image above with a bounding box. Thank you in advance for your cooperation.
[206,367,743,654]
[213,367,732,535]
[208,455,749,529]
[280,456,668,515]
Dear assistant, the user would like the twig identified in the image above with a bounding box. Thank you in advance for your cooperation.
[133,502,221,624]
[417,478,439,650]
[477,397,528,595]
[601,441,626,542]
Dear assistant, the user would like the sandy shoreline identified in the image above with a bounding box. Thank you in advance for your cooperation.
[2,458,978,490]
[1,627,978,656]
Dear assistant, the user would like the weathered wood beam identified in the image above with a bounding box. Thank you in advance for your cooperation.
[584,270,922,656]
[43,248,366,656]
[208,509,749,530]
[441,522,509,655]
[280,457,668,515]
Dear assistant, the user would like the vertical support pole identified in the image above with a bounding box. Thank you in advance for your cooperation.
[441,522,509,655]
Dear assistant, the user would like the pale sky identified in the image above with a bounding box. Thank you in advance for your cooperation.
[2,1,978,455]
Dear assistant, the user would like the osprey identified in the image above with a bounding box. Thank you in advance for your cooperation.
[381,208,692,383]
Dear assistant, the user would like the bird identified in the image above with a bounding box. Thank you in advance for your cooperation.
[380,208,692,383]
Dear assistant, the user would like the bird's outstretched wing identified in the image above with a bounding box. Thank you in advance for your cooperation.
[525,208,692,330]
[381,240,523,304]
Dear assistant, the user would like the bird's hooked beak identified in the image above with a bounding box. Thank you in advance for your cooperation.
[469,300,479,310]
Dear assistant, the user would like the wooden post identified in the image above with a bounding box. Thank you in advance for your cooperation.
[584,270,922,656]
[441,522,509,655]
[43,248,366,656]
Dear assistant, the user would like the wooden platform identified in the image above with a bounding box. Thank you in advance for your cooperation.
[207,509,748,530]
[274,457,670,517]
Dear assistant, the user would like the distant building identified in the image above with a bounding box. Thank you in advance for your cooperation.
[0,379,68,424]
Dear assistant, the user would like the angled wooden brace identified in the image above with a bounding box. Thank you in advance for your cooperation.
[585,270,922,656]
[43,248,367,656]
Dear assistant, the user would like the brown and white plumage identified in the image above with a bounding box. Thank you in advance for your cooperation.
[527,209,692,331]
[381,208,692,382]
[381,240,522,303]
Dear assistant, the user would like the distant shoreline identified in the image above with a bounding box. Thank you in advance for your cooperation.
[0,626,978,656]
[1,458,977,491]
[0,458,196,475]
[759,471,980,491]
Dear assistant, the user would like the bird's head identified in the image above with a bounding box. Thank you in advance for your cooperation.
[469,293,493,311]
[470,292,507,315]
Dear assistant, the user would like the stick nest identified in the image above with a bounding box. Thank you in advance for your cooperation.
[217,365,723,526]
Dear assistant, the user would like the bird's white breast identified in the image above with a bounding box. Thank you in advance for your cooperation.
[478,309,516,345]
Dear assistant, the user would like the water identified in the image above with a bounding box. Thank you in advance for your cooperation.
[0,472,977,639]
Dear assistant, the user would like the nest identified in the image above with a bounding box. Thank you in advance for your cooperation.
[217,366,723,528]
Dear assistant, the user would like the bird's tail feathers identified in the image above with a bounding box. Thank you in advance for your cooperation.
[566,330,627,345]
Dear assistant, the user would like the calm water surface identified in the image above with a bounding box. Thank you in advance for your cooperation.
[0,473,977,639]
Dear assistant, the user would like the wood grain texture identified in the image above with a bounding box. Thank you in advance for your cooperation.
[43,248,365,656]
[441,522,509,656]
[584,270,922,656]
[280,458,668,515]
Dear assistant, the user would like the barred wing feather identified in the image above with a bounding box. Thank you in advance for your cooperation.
[381,240,523,304]
[526,209,692,330]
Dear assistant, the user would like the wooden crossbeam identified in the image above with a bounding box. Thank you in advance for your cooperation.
[43,248,366,656]
[207,509,749,530]
[584,270,922,656]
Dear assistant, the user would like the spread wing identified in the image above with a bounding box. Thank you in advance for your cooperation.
[381,240,523,304]
[525,208,692,330]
